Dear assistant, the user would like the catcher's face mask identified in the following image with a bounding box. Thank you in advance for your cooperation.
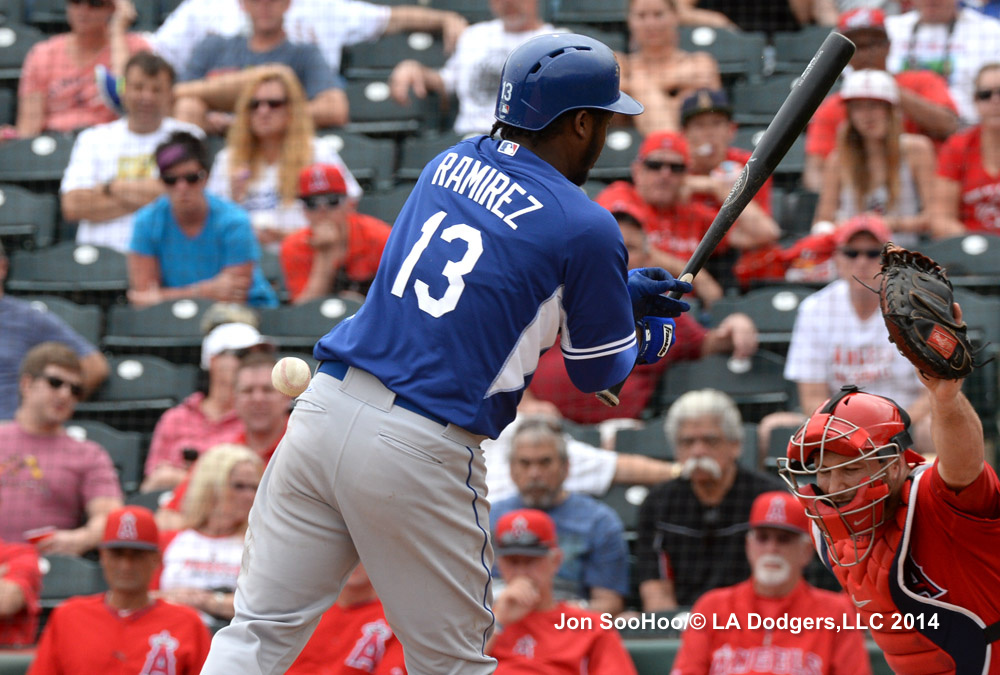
[777,386,923,567]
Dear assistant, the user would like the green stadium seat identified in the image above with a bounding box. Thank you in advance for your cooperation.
[343,32,447,81]
[0,22,45,84]
[919,234,1000,293]
[258,296,363,351]
[679,27,766,83]
[19,295,103,345]
[65,420,146,494]
[0,183,58,251]
[707,285,815,355]
[102,299,218,363]
[316,131,398,191]
[6,242,128,308]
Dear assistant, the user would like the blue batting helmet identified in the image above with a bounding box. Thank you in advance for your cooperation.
[495,33,643,131]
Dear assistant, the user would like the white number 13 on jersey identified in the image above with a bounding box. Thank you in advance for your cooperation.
[390,211,484,318]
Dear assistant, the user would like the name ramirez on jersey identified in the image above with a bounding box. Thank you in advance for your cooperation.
[429,147,544,230]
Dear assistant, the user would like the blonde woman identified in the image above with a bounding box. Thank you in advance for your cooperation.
[618,0,722,134]
[206,69,362,251]
[815,69,935,242]
[155,444,263,625]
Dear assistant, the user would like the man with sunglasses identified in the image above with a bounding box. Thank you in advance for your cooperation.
[280,163,391,303]
[127,131,279,309]
[782,214,932,452]
[0,342,124,556]
[596,131,779,294]
[671,491,871,675]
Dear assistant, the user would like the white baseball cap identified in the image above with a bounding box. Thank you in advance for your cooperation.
[201,322,275,370]
[840,69,899,105]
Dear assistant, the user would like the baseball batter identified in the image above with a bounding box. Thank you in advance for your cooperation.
[201,33,692,675]
[779,378,1000,674]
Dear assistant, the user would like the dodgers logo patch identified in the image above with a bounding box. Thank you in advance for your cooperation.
[498,140,519,156]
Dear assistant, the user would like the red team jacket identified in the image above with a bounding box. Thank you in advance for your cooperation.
[27,595,210,675]
[286,598,405,674]
[671,579,871,675]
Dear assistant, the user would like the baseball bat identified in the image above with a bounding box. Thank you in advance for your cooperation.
[597,31,856,407]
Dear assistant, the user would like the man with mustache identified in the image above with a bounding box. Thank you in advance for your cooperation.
[489,417,630,616]
[635,389,781,611]
[670,491,871,674]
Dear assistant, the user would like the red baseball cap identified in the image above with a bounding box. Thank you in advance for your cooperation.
[834,212,892,246]
[298,163,348,198]
[837,8,887,35]
[101,506,160,551]
[494,509,557,557]
[749,491,810,535]
[603,198,649,227]
[638,131,689,163]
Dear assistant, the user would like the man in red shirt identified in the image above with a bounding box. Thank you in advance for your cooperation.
[803,8,958,191]
[671,491,871,675]
[488,509,637,674]
[28,506,211,674]
[281,163,391,303]
[0,538,41,646]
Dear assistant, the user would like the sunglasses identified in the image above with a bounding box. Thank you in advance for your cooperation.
[642,158,687,174]
[249,98,289,111]
[839,248,881,260]
[42,375,83,398]
[975,88,1000,102]
[750,529,800,545]
[162,170,207,186]
[68,0,112,7]
[301,194,343,210]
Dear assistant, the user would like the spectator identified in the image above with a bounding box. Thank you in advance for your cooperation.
[813,69,935,242]
[172,0,349,133]
[487,509,638,674]
[932,61,1000,236]
[674,0,839,31]
[635,389,781,611]
[484,397,684,504]
[886,0,1000,124]
[151,0,468,79]
[61,51,204,252]
[804,8,959,191]
[9,0,147,138]
[285,564,406,674]
[389,0,557,135]
[280,164,391,302]
[0,538,41,647]
[596,131,779,293]
[670,491,871,675]
[617,0,722,135]
[155,444,263,625]
[206,69,362,251]
[0,240,109,421]
[490,418,630,615]
[0,343,123,555]
[127,131,280,308]
[27,506,210,674]
[528,210,758,424]
[775,213,932,451]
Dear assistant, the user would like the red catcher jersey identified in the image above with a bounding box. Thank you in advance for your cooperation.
[28,595,210,675]
[286,599,406,674]
[490,602,637,674]
[671,579,871,675]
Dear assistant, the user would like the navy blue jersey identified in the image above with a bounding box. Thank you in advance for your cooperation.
[315,136,637,438]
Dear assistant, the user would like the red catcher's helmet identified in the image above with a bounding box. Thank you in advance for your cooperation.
[777,386,924,566]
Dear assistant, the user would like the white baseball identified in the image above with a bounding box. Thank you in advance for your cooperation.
[272,357,311,397]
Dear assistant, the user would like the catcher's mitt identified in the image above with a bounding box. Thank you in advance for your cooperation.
[878,242,975,379]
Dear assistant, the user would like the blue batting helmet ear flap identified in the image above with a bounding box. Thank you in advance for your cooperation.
[495,33,644,131]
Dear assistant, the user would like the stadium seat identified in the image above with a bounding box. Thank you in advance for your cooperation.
[427,0,493,24]
[614,418,671,460]
[397,131,466,182]
[678,27,766,83]
[919,234,1000,293]
[707,285,815,355]
[599,483,649,533]
[773,134,807,187]
[774,188,819,238]
[259,248,288,303]
[561,420,601,448]
[74,355,199,434]
[19,295,103,345]
[102,299,218,363]
[27,0,158,32]
[657,350,797,423]
[561,24,628,53]
[0,0,23,23]
[65,420,146,494]
[731,74,799,126]
[125,488,172,512]
[358,183,414,224]
[258,296,363,350]
[39,555,108,611]
[0,85,13,125]
[770,26,834,76]
[551,0,627,26]
[316,131,397,191]
[590,127,643,182]
[0,133,76,190]
[0,22,45,83]
[343,32,447,81]
[343,79,443,138]
[0,183,58,250]
[764,423,801,470]
[5,242,128,307]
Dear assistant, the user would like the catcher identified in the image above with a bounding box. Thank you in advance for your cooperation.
[779,243,1000,675]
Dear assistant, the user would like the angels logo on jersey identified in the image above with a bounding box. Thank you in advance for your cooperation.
[139,630,180,675]
[905,557,946,599]
[512,634,536,659]
[345,619,393,671]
